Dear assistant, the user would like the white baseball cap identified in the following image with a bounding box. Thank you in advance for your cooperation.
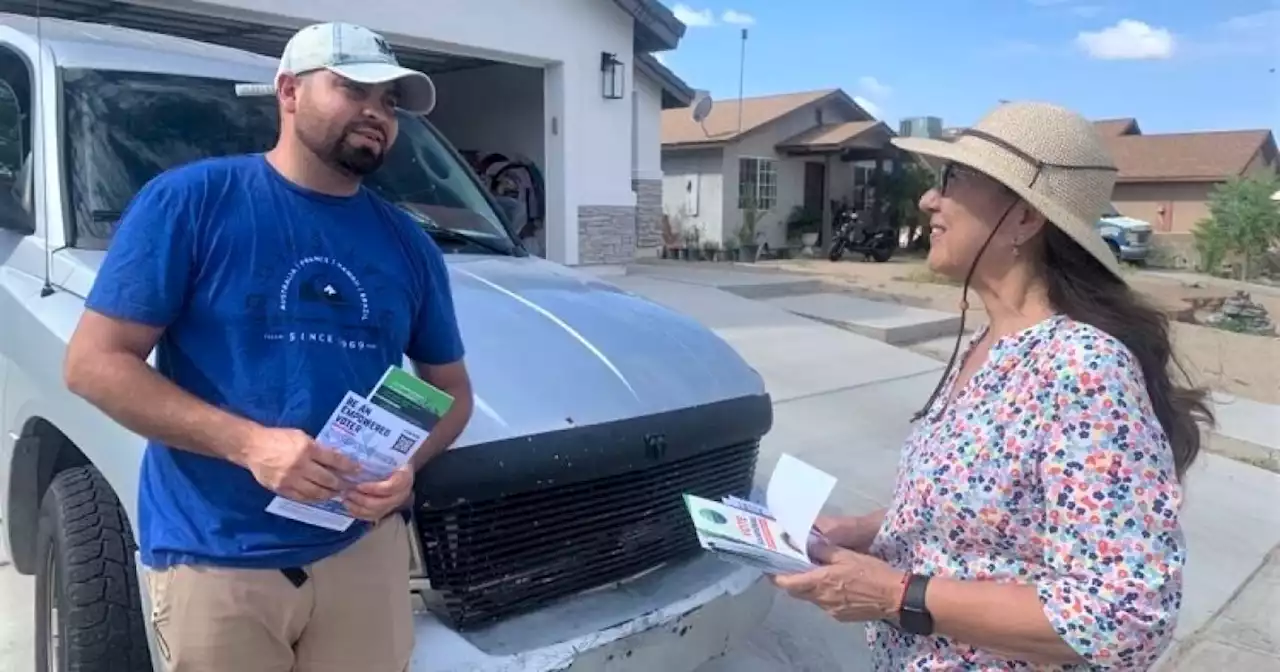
[277,22,437,115]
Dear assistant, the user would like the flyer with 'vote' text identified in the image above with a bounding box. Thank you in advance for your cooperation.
[264,366,454,531]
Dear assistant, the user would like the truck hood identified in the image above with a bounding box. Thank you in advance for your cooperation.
[1100,215,1153,232]
[52,250,765,447]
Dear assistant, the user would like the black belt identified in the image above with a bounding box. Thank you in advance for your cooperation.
[281,566,309,588]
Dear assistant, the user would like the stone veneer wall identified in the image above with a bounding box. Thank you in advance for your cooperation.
[633,178,663,251]
[578,205,637,265]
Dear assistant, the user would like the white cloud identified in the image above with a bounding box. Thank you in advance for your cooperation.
[671,4,716,27]
[721,9,755,26]
[853,96,883,119]
[1076,20,1175,60]
[857,76,892,99]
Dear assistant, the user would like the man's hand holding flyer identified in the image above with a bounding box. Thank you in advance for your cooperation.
[265,365,453,531]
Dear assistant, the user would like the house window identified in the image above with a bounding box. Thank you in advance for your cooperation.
[738,157,777,210]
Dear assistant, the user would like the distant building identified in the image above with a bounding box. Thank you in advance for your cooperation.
[899,116,944,139]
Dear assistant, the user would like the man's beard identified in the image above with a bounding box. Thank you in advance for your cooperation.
[297,118,387,177]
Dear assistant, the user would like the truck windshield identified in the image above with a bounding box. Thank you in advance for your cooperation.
[62,68,517,255]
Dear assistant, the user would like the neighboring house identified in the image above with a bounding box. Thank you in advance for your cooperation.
[1094,118,1280,235]
[23,0,695,267]
[660,88,899,249]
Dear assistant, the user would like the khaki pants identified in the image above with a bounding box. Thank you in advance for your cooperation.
[144,515,414,672]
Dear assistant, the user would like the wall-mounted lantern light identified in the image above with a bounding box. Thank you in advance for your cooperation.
[600,52,625,100]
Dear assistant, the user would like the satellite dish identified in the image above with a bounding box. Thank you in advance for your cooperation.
[692,94,714,123]
[692,91,714,136]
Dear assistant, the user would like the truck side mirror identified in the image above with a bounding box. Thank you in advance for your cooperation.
[495,196,528,237]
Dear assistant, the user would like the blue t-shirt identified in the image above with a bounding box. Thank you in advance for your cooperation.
[85,154,465,570]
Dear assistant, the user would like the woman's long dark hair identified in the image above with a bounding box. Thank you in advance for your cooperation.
[1040,225,1213,480]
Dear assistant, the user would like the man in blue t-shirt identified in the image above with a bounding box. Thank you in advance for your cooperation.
[63,22,474,672]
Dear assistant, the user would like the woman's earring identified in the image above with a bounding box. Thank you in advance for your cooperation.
[1012,237,1022,257]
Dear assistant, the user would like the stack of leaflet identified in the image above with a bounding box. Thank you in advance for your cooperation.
[682,454,838,575]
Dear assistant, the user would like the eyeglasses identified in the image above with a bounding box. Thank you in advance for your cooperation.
[938,163,982,196]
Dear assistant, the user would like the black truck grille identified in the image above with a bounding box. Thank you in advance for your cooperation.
[414,439,759,629]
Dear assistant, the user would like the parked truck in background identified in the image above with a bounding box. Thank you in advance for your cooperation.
[1096,203,1153,265]
[0,13,777,672]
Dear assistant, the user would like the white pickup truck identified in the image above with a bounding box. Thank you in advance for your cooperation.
[1096,203,1153,265]
[0,13,776,672]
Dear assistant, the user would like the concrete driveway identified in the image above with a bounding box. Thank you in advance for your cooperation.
[2,264,1277,672]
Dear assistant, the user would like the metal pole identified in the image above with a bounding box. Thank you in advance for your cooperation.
[737,28,747,132]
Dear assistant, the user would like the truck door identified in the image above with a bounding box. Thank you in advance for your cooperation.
[0,43,37,555]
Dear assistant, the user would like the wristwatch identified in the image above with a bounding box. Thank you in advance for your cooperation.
[897,573,934,636]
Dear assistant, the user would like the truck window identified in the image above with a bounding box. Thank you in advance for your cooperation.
[0,46,32,233]
[60,68,513,253]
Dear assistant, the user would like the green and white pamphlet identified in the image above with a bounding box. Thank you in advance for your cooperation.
[682,454,838,574]
[265,364,454,531]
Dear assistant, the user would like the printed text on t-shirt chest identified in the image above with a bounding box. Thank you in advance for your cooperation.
[245,254,410,353]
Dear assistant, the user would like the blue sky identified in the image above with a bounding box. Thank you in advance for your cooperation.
[656,0,1280,135]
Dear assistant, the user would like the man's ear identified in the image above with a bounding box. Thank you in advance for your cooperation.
[276,73,301,114]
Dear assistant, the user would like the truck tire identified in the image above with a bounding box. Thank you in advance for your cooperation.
[1106,239,1122,261]
[34,466,152,672]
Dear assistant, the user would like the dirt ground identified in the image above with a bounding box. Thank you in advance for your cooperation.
[762,255,1280,405]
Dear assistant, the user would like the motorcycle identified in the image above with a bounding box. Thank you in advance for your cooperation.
[827,207,897,263]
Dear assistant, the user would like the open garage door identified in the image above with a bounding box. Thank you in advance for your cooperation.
[6,0,551,255]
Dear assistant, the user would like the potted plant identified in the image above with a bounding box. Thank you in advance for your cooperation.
[661,209,685,260]
[681,224,702,260]
[722,234,740,262]
[785,206,822,256]
[738,196,761,262]
[702,239,721,262]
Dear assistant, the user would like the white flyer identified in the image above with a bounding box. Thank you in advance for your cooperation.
[683,453,838,574]
[766,453,838,551]
[265,391,428,531]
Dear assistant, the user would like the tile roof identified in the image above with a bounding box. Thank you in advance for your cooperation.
[776,121,888,151]
[662,89,841,147]
[1093,118,1141,137]
[1102,130,1276,182]
[936,117,1275,182]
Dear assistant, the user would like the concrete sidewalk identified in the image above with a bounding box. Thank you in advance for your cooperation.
[1160,545,1280,670]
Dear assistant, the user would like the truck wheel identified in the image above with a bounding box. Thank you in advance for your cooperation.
[34,466,152,672]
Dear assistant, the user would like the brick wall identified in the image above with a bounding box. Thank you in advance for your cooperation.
[578,205,637,265]
[633,178,663,251]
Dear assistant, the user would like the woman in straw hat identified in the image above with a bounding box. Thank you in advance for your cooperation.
[772,101,1213,670]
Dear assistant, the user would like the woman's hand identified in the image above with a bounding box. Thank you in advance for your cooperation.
[814,508,885,553]
[771,541,905,623]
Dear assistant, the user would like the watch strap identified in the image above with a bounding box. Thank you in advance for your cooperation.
[898,573,934,636]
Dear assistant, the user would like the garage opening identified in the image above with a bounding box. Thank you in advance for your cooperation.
[9,0,551,256]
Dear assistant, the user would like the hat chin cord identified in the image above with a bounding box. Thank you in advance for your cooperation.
[910,198,1021,423]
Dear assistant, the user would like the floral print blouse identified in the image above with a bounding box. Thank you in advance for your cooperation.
[867,314,1186,671]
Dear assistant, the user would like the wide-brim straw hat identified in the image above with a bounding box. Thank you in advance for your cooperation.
[891,101,1124,281]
